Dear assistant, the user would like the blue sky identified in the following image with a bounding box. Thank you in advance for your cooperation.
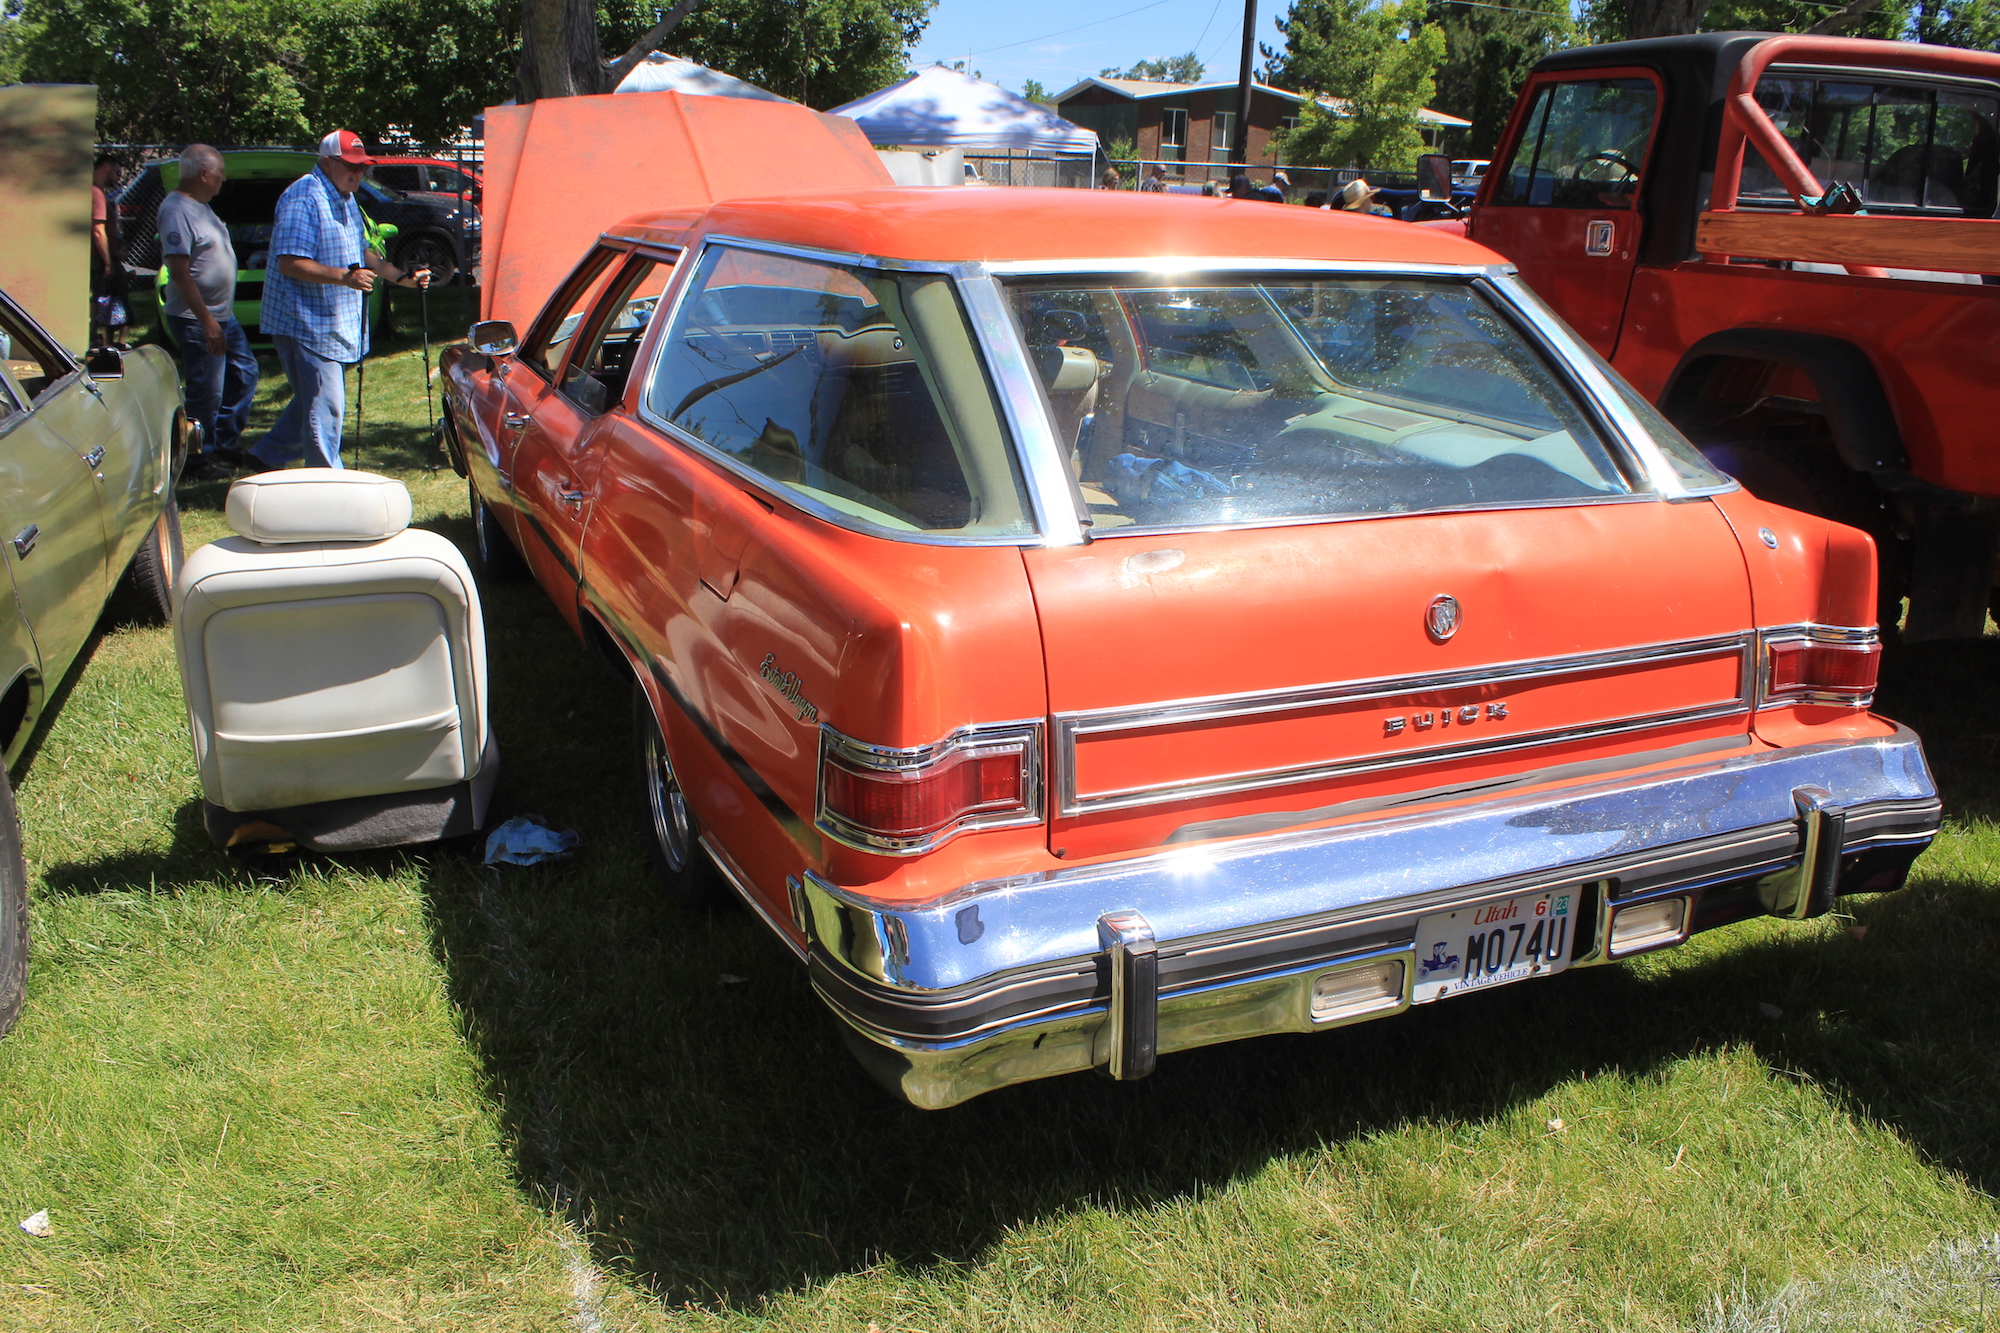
[907,0,1274,100]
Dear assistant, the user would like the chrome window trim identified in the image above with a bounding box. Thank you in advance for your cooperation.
[631,237,1056,547]
[1055,632,1755,815]
[817,719,1047,855]
[956,272,1088,545]
[1756,622,1881,710]
[983,257,1498,279]
[1477,269,1716,499]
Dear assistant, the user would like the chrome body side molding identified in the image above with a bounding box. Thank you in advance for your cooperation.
[1054,632,1756,815]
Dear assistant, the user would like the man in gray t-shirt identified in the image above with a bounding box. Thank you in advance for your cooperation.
[160,144,259,480]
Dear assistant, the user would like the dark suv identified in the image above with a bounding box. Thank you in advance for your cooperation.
[119,149,481,309]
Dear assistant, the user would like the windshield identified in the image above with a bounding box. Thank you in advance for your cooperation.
[1006,276,1633,531]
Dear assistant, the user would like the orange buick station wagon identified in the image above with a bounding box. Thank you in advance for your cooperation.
[443,187,1936,1108]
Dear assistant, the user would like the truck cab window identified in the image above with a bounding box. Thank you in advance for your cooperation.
[1742,76,2000,217]
[1495,78,1657,210]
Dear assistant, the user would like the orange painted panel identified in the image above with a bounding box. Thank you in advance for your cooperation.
[479,92,891,329]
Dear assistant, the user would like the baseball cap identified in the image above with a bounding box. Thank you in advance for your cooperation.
[317,129,375,164]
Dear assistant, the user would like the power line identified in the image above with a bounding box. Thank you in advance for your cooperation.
[960,0,1182,57]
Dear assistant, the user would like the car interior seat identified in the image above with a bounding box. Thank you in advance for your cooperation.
[173,470,498,852]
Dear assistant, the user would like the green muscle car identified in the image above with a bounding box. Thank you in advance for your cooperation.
[0,284,188,1038]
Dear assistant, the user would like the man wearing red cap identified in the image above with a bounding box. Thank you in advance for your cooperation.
[250,129,430,470]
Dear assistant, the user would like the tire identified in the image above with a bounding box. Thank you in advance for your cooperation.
[633,681,723,906]
[120,491,185,625]
[394,234,459,288]
[468,475,527,582]
[0,766,31,1040]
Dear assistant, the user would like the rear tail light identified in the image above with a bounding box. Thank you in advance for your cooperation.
[1761,626,1880,708]
[818,723,1043,854]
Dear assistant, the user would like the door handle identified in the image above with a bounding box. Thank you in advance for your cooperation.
[83,446,105,470]
[504,412,532,428]
[1584,219,1616,257]
[558,487,586,507]
[12,525,37,558]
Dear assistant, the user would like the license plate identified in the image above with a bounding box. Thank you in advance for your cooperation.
[1410,890,1576,1004]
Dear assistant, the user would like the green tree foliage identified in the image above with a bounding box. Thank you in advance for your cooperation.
[1269,0,1445,171]
[1100,51,1205,82]
[6,0,512,144]
[1020,77,1048,102]
[1908,0,2000,44]
[1424,0,1569,157]
[597,0,933,109]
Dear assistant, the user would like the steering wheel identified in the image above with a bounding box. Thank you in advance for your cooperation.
[1578,151,1637,184]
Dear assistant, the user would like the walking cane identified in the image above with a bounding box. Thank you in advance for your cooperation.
[418,269,439,474]
[354,353,366,472]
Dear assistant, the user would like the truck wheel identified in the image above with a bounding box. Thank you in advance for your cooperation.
[119,492,186,625]
[633,681,723,907]
[1721,440,1908,633]
[468,476,527,583]
[0,766,31,1039]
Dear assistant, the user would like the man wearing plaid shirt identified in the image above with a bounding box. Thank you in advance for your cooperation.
[251,129,429,470]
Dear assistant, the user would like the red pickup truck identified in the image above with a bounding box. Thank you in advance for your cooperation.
[1466,33,2000,640]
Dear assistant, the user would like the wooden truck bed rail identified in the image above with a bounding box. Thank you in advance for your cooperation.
[1701,35,2000,277]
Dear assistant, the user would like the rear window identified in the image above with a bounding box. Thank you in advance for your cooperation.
[1741,75,2000,217]
[643,246,1035,538]
[1007,277,1633,531]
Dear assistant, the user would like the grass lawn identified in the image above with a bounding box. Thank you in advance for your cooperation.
[1,289,1997,1329]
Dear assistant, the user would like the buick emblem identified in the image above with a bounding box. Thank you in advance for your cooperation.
[1425,594,1462,643]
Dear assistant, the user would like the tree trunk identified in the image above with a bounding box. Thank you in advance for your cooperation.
[517,0,605,102]
[1625,0,1713,40]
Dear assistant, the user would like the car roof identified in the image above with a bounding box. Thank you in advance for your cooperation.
[605,187,1500,268]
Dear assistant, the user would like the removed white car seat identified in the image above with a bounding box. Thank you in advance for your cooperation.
[173,469,498,851]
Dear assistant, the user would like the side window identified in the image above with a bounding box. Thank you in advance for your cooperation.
[643,246,1034,537]
[0,303,74,404]
[518,246,623,380]
[1495,78,1657,210]
[0,367,23,422]
[560,253,679,414]
[1742,77,2000,217]
[372,165,422,192]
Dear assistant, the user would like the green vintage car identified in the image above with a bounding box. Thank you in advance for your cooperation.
[0,284,188,1038]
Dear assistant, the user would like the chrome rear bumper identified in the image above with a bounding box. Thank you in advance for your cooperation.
[794,728,1938,1109]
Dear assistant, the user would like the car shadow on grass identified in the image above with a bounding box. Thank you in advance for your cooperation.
[411,584,2000,1308]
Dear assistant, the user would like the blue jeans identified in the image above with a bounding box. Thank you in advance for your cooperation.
[165,312,259,454]
[254,334,347,470]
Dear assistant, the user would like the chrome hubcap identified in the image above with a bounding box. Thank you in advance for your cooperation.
[643,720,692,873]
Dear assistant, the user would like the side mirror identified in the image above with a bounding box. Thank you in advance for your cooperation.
[85,346,125,379]
[1416,154,1453,202]
[470,320,517,357]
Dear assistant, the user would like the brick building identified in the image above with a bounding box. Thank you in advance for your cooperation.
[1054,77,1467,173]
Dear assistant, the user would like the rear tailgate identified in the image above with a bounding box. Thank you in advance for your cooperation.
[1024,498,1755,859]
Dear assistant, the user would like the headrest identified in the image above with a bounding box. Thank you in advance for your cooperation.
[1032,344,1100,393]
[226,470,413,544]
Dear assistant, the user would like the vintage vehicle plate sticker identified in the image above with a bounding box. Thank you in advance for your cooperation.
[1410,890,1574,1004]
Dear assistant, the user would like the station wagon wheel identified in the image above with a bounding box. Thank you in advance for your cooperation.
[467,475,527,582]
[0,766,30,1039]
[633,682,722,906]
[119,491,185,625]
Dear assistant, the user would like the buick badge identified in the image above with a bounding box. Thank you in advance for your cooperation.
[1426,594,1462,643]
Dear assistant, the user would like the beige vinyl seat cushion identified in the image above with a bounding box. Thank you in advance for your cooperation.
[173,470,491,820]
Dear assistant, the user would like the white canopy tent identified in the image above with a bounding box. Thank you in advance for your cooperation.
[614,53,795,102]
[831,66,1099,156]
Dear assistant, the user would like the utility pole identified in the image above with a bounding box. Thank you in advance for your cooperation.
[1230,0,1256,166]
